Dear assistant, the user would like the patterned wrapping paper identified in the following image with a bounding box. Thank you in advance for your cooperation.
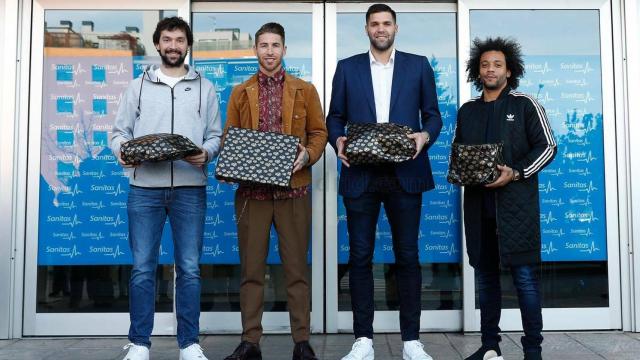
[344,122,416,165]
[447,143,504,186]
[215,126,299,187]
[120,133,200,165]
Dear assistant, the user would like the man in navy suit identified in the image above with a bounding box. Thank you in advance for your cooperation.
[327,4,442,360]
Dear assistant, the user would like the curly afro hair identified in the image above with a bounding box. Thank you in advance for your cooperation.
[466,37,525,91]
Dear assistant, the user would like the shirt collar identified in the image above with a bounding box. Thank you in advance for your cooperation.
[369,48,396,66]
[258,67,286,86]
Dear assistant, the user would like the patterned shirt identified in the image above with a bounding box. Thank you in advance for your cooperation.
[239,68,309,200]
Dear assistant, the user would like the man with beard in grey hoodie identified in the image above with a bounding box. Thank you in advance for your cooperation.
[111,16,222,360]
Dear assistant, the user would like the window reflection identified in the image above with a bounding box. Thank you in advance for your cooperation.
[192,12,313,311]
[37,10,176,313]
[470,9,608,308]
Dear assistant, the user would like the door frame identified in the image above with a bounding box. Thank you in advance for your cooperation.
[458,0,625,332]
[189,1,326,335]
[324,2,462,334]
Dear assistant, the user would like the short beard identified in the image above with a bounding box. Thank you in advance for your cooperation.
[159,49,188,68]
[483,78,508,91]
[369,35,395,52]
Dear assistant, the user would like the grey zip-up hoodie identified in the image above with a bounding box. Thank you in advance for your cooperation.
[110,64,222,187]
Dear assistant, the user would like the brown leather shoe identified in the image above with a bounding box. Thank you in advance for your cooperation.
[224,341,262,360]
[292,341,318,360]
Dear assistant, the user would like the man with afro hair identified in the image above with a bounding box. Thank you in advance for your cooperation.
[454,37,557,360]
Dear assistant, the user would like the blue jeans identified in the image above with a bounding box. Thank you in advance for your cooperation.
[343,175,422,341]
[476,220,543,355]
[127,185,205,349]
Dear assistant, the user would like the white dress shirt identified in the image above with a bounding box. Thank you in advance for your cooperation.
[369,48,395,124]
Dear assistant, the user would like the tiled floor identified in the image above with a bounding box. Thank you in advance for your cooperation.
[1,332,639,359]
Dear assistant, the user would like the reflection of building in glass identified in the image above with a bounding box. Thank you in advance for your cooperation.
[193,28,254,59]
[45,20,145,55]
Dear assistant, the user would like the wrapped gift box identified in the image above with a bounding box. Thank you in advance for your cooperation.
[120,133,201,165]
[215,127,299,187]
[345,122,416,165]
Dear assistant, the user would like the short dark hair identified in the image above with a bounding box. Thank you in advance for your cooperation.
[366,4,397,24]
[153,17,193,46]
[466,37,525,91]
[255,22,285,46]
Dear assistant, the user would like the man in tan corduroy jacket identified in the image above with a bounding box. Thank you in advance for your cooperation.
[222,22,327,360]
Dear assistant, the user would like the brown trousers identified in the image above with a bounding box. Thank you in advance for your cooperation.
[235,191,312,343]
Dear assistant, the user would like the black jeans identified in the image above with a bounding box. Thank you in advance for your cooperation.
[476,218,543,354]
[343,173,422,341]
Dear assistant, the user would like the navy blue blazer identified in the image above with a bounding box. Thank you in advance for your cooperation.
[326,51,443,198]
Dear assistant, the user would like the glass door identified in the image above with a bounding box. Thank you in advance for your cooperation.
[189,1,326,335]
[23,0,189,335]
[325,2,463,333]
[459,0,622,331]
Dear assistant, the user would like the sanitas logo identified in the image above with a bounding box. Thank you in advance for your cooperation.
[425,242,459,256]
[541,241,559,255]
[565,240,600,254]
[90,245,125,258]
[539,211,557,224]
[560,62,593,74]
[203,244,225,257]
[104,63,129,75]
[61,245,82,258]
[570,228,594,237]
[526,62,552,75]
[206,184,226,196]
[205,214,224,226]
[538,180,557,194]
[542,228,565,238]
[541,198,565,207]
[563,181,598,194]
[542,167,564,177]
[430,230,454,239]
[560,92,594,104]
[564,210,598,223]
[435,183,457,196]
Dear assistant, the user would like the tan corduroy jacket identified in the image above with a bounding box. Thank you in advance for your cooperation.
[224,72,328,188]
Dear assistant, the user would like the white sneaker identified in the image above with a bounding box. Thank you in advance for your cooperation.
[482,350,504,360]
[402,340,433,360]
[179,343,208,360]
[122,343,149,360]
[341,337,374,360]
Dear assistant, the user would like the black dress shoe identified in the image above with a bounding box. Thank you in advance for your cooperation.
[224,341,262,360]
[292,341,318,360]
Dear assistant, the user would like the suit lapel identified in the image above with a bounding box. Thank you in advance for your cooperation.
[357,53,376,121]
[389,51,405,119]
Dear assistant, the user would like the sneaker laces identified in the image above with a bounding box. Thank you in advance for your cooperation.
[185,344,205,355]
[349,338,372,357]
[123,343,145,351]
[405,341,426,356]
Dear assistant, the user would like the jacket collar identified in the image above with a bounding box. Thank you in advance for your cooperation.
[481,85,512,102]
